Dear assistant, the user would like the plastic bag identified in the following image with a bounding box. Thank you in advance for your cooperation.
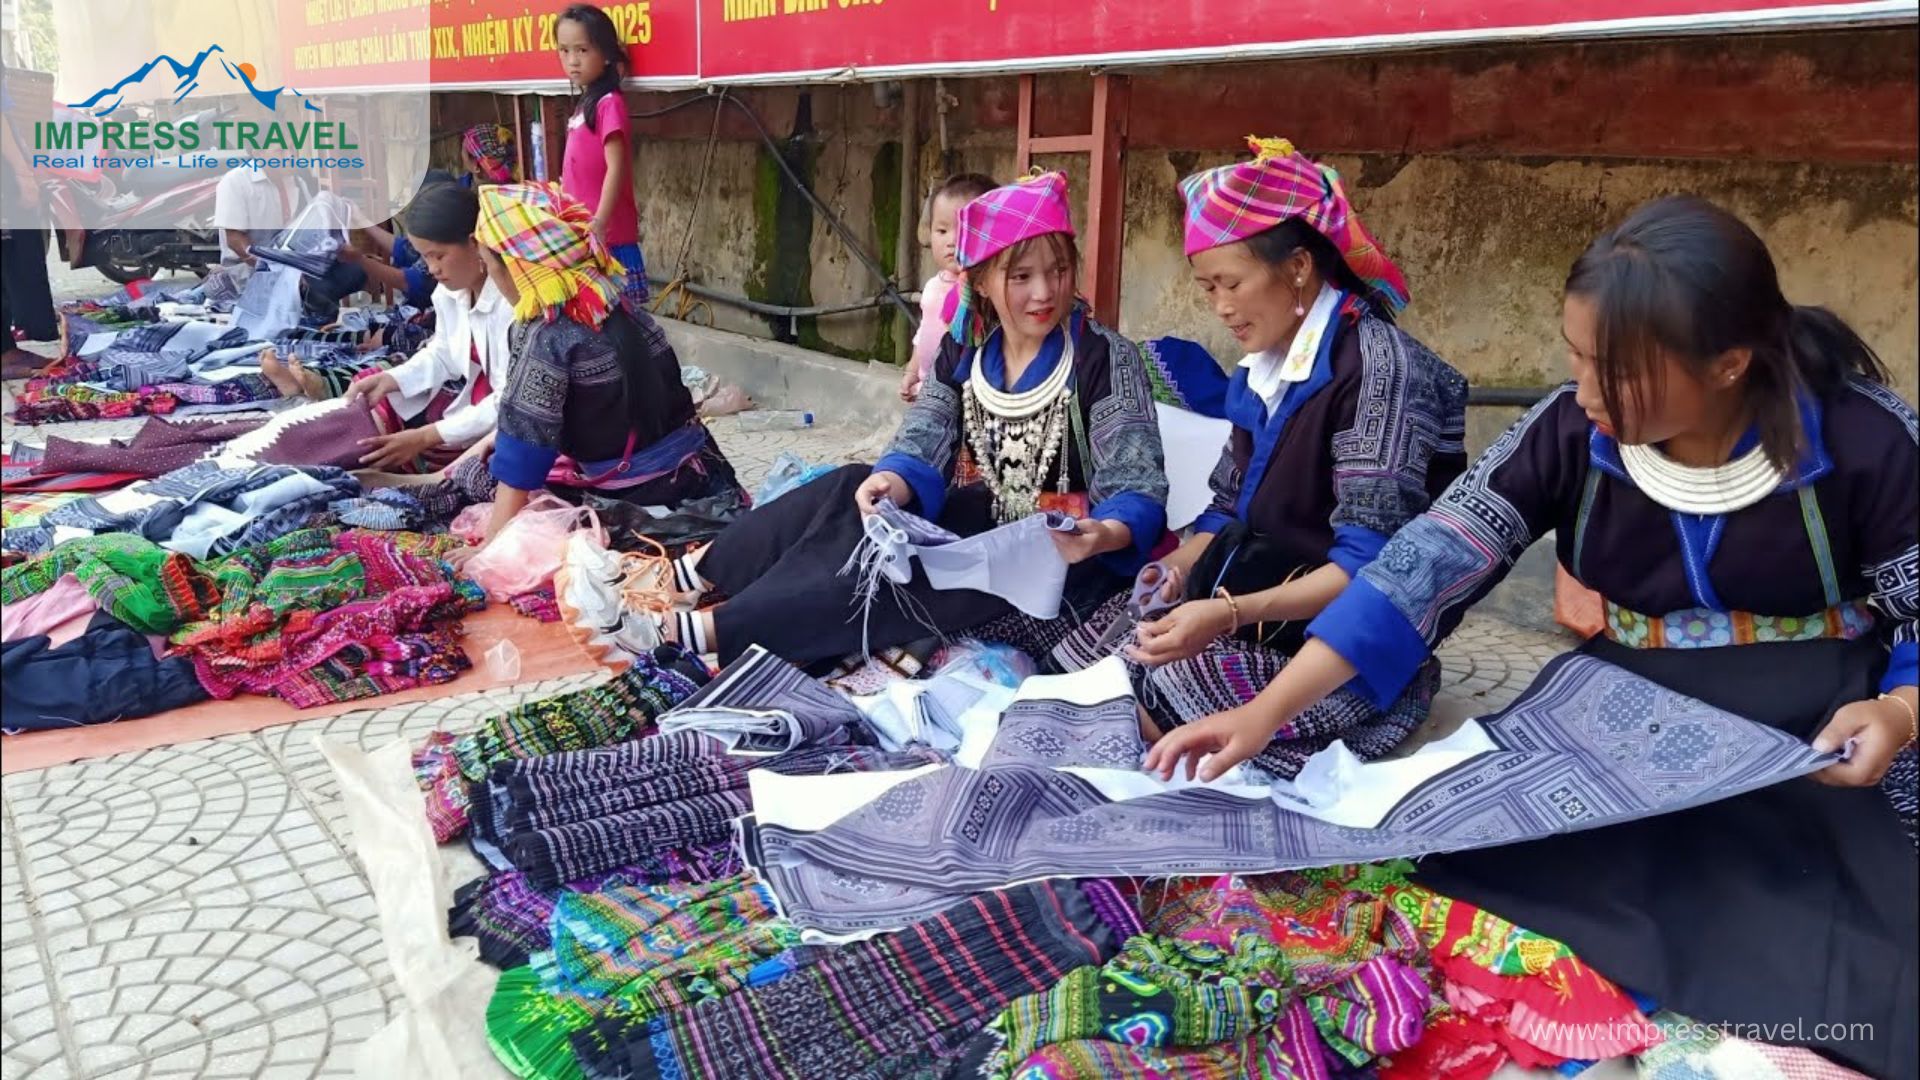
[753,452,837,505]
[680,365,718,405]
[449,502,492,547]
[463,492,606,602]
[699,384,751,417]
[932,638,1037,689]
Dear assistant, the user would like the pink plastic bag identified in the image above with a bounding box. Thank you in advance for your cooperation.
[462,492,606,602]
[450,503,492,546]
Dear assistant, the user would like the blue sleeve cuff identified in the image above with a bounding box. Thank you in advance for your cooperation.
[1328,524,1390,578]
[402,265,435,309]
[873,451,948,521]
[1881,641,1919,694]
[1091,490,1165,577]
[1193,508,1235,536]
[1307,576,1432,709]
[490,431,557,492]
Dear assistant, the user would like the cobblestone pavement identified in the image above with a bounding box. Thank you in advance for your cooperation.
[1,259,1580,1078]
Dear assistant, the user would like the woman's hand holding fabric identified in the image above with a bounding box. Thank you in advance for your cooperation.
[855,470,911,515]
[1126,599,1234,666]
[1050,519,1129,565]
[1812,693,1915,786]
[358,426,444,469]
[1141,703,1284,782]
[344,371,400,404]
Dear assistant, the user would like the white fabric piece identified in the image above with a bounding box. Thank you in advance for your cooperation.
[191,341,274,372]
[232,262,304,339]
[1237,283,1342,409]
[158,319,239,358]
[1156,402,1234,531]
[854,671,1011,753]
[915,513,1071,619]
[1059,765,1269,802]
[1009,656,1135,708]
[747,764,947,833]
[315,737,511,1080]
[1269,719,1498,828]
[74,330,120,357]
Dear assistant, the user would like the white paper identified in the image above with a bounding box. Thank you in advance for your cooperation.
[1155,402,1233,531]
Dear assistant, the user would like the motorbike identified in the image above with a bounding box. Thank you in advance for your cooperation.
[51,173,225,284]
[45,107,234,284]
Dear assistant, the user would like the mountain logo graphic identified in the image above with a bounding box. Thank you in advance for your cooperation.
[66,44,321,118]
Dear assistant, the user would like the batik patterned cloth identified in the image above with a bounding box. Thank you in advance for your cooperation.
[749,653,1836,932]
[1054,612,1440,779]
[415,648,712,843]
[474,183,628,327]
[571,882,1113,1080]
[472,731,754,890]
[1634,1010,1870,1080]
[1179,136,1409,313]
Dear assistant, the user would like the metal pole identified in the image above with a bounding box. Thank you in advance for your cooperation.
[895,81,921,367]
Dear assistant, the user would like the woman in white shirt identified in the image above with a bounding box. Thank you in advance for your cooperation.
[337,183,516,471]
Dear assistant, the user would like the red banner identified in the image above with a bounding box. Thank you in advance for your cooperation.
[284,0,700,90]
[285,0,1906,88]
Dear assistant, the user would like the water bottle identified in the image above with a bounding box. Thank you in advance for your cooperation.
[735,409,816,431]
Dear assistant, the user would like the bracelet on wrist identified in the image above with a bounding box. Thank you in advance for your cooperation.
[1214,587,1241,633]
[1881,693,1918,747]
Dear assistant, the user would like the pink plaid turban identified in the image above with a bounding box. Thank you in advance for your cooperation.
[1180,137,1410,314]
[956,171,1075,271]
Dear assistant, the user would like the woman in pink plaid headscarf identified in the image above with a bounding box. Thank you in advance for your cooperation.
[1047,136,1472,781]
[651,171,1171,669]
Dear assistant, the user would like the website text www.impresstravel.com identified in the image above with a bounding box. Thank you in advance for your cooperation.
[1531,1017,1878,1045]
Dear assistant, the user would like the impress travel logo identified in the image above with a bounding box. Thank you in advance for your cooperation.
[31,44,366,173]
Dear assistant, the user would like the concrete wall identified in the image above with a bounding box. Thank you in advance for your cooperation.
[431,27,1919,439]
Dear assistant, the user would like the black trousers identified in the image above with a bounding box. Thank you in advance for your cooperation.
[1415,635,1917,1079]
[1,229,57,342]
[700,464,1122,669]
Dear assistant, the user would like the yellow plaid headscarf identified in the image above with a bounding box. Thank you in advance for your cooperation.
[474,182,627,326]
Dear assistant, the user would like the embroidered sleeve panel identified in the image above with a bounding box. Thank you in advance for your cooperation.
[882,376,963,481]
[1081,321,1170,509]
[1328,318,1471,539]
[1196,433,1246,533]
[1843,378,1920,677]
[1358,384,1587,643]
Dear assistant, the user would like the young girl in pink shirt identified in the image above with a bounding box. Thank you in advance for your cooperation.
[899,173,998,401]
[556,4,649,307]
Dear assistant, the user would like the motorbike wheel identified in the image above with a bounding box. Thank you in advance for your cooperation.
[91,249,157,285]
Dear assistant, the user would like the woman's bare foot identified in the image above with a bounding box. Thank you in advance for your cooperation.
[258,348,306,398]
[287,358,328,399]
[2,348,47,380]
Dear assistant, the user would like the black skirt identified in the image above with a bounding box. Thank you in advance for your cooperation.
[700,464,1124,670]
[1414,635,1917,1078]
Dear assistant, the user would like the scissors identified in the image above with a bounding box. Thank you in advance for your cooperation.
[1094,560,1183,651]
